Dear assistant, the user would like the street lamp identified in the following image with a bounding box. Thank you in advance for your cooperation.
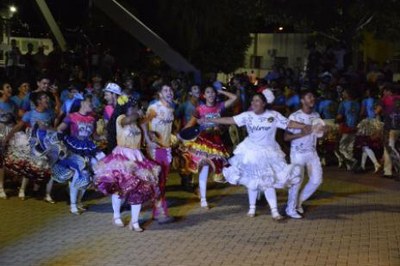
[1,5,17,44]
[9,5,17,14]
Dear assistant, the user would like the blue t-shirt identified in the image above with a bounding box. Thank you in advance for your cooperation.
[274,95,286,106]
[22,109,55,128]
[317,99,336,119]
[286,94,301,110]
[0,99,17,124]
[10,95,28,109]
[338,100,360,128]
[361,97,376,119]
[176,100,197,126]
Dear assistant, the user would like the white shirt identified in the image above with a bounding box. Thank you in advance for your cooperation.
[287,109,320,153]
[233,110,288,148]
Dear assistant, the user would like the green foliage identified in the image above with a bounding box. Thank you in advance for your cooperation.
[133,0,256,73]
[258,0,400,45]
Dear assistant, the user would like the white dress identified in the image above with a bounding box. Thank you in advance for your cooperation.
[223,110,301,190]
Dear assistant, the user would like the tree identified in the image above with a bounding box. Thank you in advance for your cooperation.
[132,0,257,73]
[257,0,400,55]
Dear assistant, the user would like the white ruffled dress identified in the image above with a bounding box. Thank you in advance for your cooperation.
[223,110,301,190]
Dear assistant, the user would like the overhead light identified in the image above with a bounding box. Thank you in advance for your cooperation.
[278,26,284,31]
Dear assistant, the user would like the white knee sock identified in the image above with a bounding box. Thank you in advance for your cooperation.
[131,204,142,224]
[248,189,258,209]
[0,169,4,189]
[77,189,86,205]
[361,151,368,169]
[364,147,379,166]
[69,182,79,207]
[45,179,53,198]
[264,188,278,213]
[112,194,122,219]
[199,165,209,201]
[20,177,29,193]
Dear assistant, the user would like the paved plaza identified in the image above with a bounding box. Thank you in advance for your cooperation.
[0,166,399,266]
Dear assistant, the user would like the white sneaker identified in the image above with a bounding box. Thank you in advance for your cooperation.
[112,217,124,227]
[286,210,303,219]
[44,195,55,204]
[0,188,7,199]
[70,204,81,215]
[129,222,143,232]
[297,205,304,214]
[247,206,256,217]
[18,190,25,200]
[271,208,284,221]
[200,199,209,209]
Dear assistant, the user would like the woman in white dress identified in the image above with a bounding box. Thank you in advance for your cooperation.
[200,93,310,220]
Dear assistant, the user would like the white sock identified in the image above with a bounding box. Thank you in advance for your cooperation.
[69,182,78,205]
[264,188,278,212]
[199,165,209,201]
[0,169,4,189]
[77,189,86,205]
[20,177,29,193]
[45,179,53,198]
[131,204,142,223]
[0,168,4,189]
[361,151,367,169]
[248,189,258,209]
[112,194,122,219]
[364,147,379,166]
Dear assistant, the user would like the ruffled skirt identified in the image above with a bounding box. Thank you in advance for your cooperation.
[185,131,229,182]
[93,147,160,205]
[223,138,301,190]
[4,131,51,183]
[62,135,98,157]
[0,123,13,168]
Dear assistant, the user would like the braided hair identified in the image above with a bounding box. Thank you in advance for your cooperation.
[106,95,138,152]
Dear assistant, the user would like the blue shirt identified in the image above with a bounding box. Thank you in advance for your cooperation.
[22,109,55,128]
[286,94,301,110]
[176,100,197,126]
[0,99,17,124]
[361,97,376,119]
[317,99,337,119]
[338,100,360,128]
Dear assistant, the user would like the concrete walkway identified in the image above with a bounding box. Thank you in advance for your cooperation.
[0,166,399,266]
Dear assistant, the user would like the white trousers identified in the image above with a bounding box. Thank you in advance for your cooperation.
[290,151,323,206]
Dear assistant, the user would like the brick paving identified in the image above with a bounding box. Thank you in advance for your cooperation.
[0,166,399,266]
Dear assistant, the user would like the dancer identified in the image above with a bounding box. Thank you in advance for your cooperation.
[140,83,175,224]
[94,95,160,231]
[175,84,201,191]
[284,90,325,215]
[57,94,99,214]
[200,93,307,220]
[183,86,237,208]
[336,88,360,170]
[355,88,382,172]
[0,82,18,199]
[5,91,55,202]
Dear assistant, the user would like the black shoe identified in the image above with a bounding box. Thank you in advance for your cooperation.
[382,175,394,179]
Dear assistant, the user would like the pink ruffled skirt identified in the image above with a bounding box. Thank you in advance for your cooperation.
[93,147,160,205]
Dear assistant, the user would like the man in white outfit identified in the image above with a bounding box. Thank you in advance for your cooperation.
[284,89,324,215]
